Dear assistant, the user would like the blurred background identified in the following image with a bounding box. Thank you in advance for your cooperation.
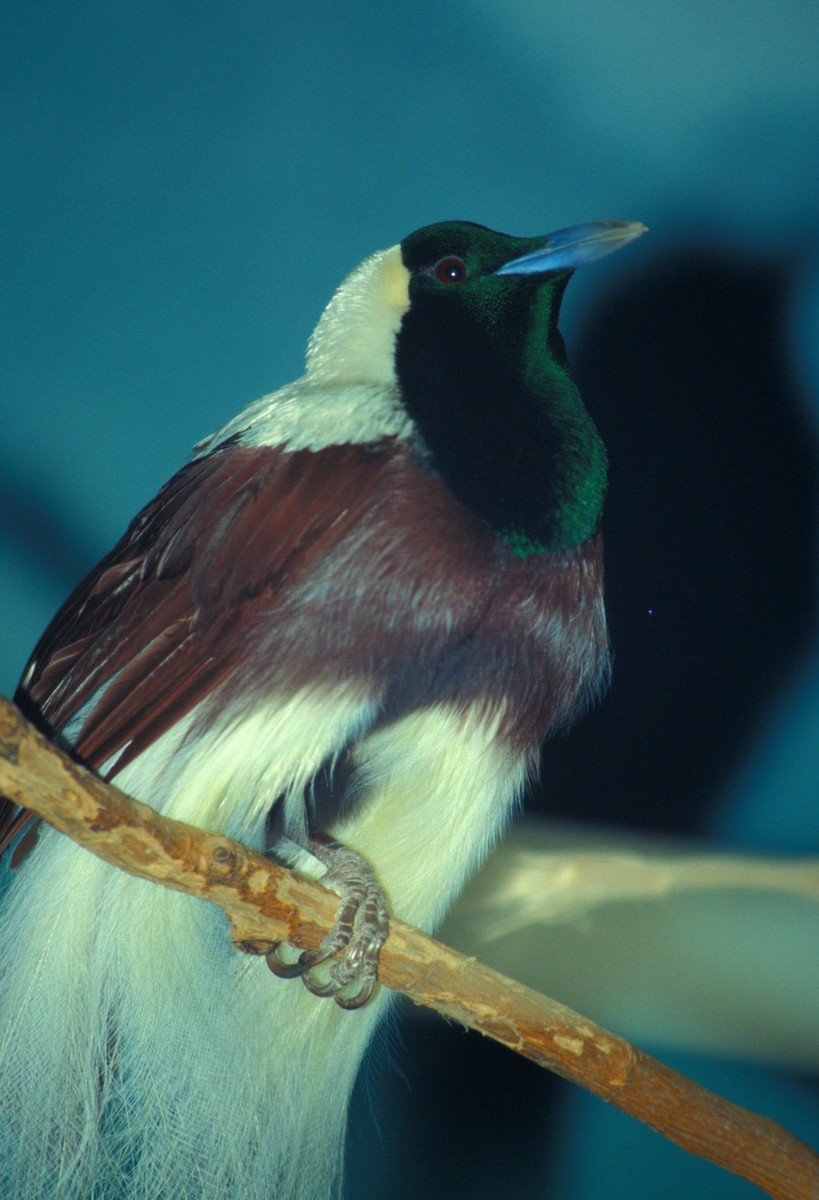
[2,3,817,1196]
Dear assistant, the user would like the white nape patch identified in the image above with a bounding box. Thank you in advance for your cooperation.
[113,680,379,847]
[194,245,416,457]
[305,245,409,386]
[335,702,529,934]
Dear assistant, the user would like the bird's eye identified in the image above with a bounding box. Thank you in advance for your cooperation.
[432,256,468,284]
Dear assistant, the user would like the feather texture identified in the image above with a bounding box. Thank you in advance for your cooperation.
[0,221,618,1198]
[0,441,607,1199]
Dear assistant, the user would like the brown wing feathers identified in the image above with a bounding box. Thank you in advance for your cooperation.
[0,440,391,856]
[1,433,610,862]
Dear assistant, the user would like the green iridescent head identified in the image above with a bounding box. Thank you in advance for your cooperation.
[395,219,645,555]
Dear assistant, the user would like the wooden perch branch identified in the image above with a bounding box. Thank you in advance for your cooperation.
[0,695,816,1200]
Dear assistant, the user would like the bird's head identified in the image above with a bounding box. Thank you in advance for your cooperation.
[306,220,644,392]
[289,220,644,556]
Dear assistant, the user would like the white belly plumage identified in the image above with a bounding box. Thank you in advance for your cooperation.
[0,690,525,1199]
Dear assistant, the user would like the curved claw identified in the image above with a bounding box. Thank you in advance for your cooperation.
[265,943,310,979]
[264,834,389,1008]
[300,962,377,1009]
[334,973,376,1010]
[300,970,343,998]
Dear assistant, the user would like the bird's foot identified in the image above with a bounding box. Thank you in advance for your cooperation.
[266,834,389,1009]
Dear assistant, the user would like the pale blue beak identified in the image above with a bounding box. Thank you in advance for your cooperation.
[495,220,647,276]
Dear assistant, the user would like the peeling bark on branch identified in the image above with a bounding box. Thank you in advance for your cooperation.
[0,695,816,1200]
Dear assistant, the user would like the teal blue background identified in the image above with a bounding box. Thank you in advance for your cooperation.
[2,4,817,1197]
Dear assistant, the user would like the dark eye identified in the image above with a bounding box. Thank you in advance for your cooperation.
[432,256,468,284]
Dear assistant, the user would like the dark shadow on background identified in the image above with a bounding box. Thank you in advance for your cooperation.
[0,469,101,596]
[538,245,817,836]
[348,245,818,1199]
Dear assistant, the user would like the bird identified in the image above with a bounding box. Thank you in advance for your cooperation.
[0,216,645,1199]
